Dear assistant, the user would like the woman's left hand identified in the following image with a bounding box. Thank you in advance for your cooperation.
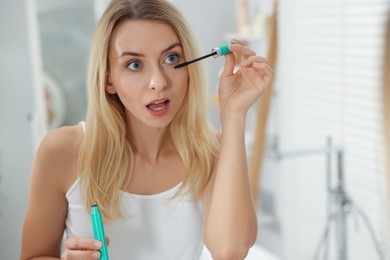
[218,39,274,117]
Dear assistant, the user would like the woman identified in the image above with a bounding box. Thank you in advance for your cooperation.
[20,0,273,259]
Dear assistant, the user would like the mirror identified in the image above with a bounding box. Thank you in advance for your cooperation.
[35,0,96,129]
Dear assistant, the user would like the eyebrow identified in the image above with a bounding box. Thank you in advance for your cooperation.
[118,42,182,58]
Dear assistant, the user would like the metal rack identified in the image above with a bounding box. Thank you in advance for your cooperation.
[268,137,384,260]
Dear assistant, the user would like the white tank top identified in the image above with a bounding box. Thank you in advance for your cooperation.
[65,123,204,260]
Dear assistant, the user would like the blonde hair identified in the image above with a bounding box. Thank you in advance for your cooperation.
[79,0,219,220]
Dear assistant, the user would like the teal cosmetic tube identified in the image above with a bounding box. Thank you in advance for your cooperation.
[212,43,232,57]
[91,205,109,260]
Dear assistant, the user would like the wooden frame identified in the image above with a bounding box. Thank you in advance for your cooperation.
[249,0,278,202]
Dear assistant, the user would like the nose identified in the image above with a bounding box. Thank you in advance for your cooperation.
[148,64,168,91]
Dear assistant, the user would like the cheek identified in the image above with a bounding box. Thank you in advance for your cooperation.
[113,83,139,110]
[169,69,189,92]
[114,74,146,99]
[174,77,189,104]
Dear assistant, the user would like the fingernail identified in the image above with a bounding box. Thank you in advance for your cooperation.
[94,241,102,248]
[92,251,100,259]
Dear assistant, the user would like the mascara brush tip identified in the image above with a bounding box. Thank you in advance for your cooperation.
[174,52,216,69]
[174,63,187,69]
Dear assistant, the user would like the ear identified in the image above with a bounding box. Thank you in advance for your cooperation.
[105,73,117,94]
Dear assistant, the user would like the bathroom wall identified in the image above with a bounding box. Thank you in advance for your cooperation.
[0,0,35,259]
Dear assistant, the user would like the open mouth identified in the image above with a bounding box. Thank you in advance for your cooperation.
[146,99,170,111]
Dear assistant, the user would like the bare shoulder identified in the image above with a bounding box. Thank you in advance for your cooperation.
[39,124,84,158]
[21,124,84,259]
[33,124,84,193]
[37,124,84,166]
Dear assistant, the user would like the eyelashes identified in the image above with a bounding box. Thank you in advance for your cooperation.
[125,53,182,71]
[127,60,142,71]
[164,53,180,65]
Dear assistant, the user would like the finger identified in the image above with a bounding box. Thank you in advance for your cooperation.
[229,43,256,58]
[220,52,236,78]
[240,56,270,67]
[106,236,110,246]
[61,249,100,260]
[251,62,274,77]
[231,38,247,46]
[64,237,102,251]
[252,63,275,86]
[239,63,274,81]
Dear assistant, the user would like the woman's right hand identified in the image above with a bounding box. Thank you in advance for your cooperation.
[61,236,110,260]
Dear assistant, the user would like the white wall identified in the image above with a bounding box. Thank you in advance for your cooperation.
[0,0,35,259]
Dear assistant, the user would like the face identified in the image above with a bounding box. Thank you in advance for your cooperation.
[106,19,188,129]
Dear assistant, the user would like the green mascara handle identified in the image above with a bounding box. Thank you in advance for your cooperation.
[91,205,109,260]
[212,43,232,57]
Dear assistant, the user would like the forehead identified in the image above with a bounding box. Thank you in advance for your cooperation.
[110,19,181,55]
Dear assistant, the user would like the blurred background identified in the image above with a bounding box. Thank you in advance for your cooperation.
[1,0,389,259]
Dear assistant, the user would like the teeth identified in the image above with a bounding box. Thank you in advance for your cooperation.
[147,100,169,111]
[153,100,165,105]
[153,107,165,111]
[151,100,168,105]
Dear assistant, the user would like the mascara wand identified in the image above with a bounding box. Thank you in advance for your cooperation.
[174,43,232,69]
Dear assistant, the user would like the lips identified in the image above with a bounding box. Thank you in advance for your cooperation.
[146,98,170,111]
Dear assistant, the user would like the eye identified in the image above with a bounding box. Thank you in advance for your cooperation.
[165,53,179,65]
[127,60,143,71]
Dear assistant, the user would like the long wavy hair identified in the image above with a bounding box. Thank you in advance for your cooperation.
[79,0,219,220]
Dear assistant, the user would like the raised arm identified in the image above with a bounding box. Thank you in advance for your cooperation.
[202,40,274,260]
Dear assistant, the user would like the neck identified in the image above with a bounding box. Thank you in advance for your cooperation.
[126,119,173,163]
